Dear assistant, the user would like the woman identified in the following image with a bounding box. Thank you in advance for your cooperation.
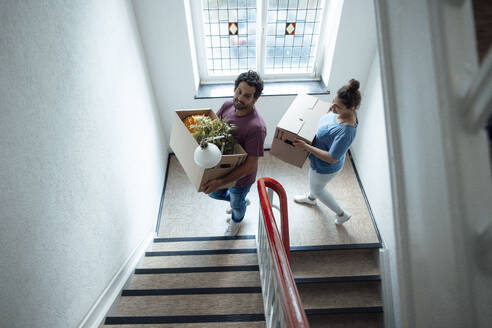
[293,79,361,225]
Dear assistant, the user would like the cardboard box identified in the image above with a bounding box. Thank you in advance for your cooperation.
[270,94,330,168]
[170,108,248,192]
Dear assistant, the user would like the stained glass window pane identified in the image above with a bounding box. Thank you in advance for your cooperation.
[201,0,256,75]
[265,0,323,74]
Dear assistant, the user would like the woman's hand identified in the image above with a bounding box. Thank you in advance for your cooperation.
[294,138,338,164]
[293,138,308,149]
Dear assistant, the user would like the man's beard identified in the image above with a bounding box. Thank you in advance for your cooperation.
[233,99,247,110]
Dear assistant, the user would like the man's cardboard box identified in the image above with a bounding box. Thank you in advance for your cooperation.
[270,94,330,168]
[170,108,248,192]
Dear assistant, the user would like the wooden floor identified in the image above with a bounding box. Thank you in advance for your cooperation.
[159,151,380,248]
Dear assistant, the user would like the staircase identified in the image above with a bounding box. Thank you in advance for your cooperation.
[291,247,383,327]
[103,235,266,327]
[102,235,383,327]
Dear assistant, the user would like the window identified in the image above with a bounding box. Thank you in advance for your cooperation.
[190,0,326,83]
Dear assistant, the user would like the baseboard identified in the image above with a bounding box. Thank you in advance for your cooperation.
[155,152,171,233]
[77,231,155,328]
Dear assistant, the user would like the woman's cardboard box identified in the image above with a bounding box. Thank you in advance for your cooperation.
[270,94,330,167]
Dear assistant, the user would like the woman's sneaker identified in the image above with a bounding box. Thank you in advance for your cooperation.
[226,199,251,214]
[293,194,317,206]
[335,211,352,225]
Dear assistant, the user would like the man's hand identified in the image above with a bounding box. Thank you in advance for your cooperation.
[293,138,308,149]
[201,179,224,194]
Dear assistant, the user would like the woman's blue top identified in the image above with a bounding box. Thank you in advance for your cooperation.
[309,112,358,174]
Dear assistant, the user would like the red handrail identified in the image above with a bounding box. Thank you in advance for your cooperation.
[257,177,309,328]
[258,177,291,262]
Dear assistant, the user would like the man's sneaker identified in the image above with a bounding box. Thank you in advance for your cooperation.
[293,194,317,206]
[335,210,352,225]
[226,199,251,214]
[225,220,242,236]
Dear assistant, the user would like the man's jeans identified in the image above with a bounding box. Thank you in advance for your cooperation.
[208,184,252,223]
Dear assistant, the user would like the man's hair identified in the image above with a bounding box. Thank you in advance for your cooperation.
[234,70,264,99]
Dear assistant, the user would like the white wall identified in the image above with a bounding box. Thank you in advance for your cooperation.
[0,1,166,327]
[321,0,377,94]
[319,0,344,85]
[350,53,399,326]
[131,0,376,149]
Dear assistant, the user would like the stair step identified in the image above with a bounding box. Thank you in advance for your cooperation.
[104,314,265,326]
[129,271,260,289]
[134,265,259,274]
[297,281,382,311]
[151,238,256,252]
[121,287,262,296]
[153,235,256,242]
[290,243,381,252]
[109,293,264,317]
[139,253,259,269]
[103,321,266,327]
[307,312,384,328]
[291,248,379,280]
[295,275,380,284]
[145,249,256,256]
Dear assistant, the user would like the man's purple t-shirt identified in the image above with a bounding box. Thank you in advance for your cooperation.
[217,100,266,187]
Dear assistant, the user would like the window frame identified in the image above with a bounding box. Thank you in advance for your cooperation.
[189,0,327,84]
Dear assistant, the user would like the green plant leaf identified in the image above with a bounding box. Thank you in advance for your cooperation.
[192,117,237,154]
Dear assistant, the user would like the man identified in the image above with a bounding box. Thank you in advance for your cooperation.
[202,71,266,236]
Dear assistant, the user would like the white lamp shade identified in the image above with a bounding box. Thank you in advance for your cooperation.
[194,142,222,168]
